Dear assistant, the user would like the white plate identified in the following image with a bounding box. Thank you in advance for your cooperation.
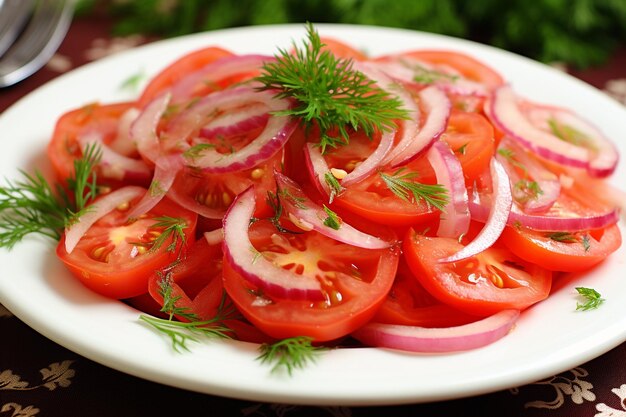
[0,24,625,406]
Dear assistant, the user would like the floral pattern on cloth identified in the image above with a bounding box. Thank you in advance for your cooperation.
[0,361,75,417]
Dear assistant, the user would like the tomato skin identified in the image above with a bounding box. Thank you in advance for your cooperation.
[403,229,552,316]
[145,237,275,343]
[373,261,481,327]
[56,197,198,299]
[441,110,495,183]
[138,46,233,107]
[500,224,622,272]
[397,50,504,89]
[320,37,368,61]
[222,221,400,342]
[47,102,146,186]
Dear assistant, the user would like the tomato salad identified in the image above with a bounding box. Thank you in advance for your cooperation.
[38,26,624,356]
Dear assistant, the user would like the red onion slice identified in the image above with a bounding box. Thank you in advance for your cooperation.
[170,87,296,173]
[341,129,395,187]
[440,158,512,263]
[108,107,141,157]
[496,138,561,213]
[198,103,269,140]
[488,85,618,177]
[469,191,620,231]
[223,187,324,301]
[426,140,470,239]
[274,171,393,249]
[170,54,274,101]
[131,93,171,164]
[354,62,421,168]
[125,154,183,219]
[352,309,519,353]
[523,104,619,177]
[372,58,490,97]
[64,186,146,253]
[78,131,152,183]
[303,143,333,199]
[383,85,451,167]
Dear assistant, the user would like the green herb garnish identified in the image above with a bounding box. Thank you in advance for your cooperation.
[324,172,343,204]
[322,205,342,230]
[257,336,327,375]
[146,216,189,255]
[0,143,101,248]
[139,272,236,353]
[255,22,408,153]
[379,169,448,211]
[575,287,605,311]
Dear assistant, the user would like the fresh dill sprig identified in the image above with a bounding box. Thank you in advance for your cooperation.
[183,143,215,162]
[546,231,578,243]
[139,314,233,353]
[255,22,409,153]
[0,143,101,248]
[139,272,236,353]
[324,172,343,204]
[322,205,342,230]
[379,169,448,211]
[513,179,543,202]
[548,118,594,149]
[575,287,605,311]
[257,336,327,375]
[408,61,459,84]
[546,231,591,252]
[147,216,189,254]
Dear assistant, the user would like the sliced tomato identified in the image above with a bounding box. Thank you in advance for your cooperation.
[310,128,437,227]
[56,196,197,299]
[373,260,481,327]
[500,224,621,272]
[441,109,495,183]
[169,146,284,220]
[138,46,233,107]
[47,102,149,186]
[403,228,552,316]
[146,237,273,343]
[320,37,368,61]
[397,50,504,89]
[222,220,399,342]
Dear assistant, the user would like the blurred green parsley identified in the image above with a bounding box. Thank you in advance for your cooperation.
[76,0,626,69]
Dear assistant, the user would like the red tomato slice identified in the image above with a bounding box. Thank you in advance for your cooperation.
[500,224,621,272]
[146,237,273,343]
[441,109,495,183]
[222,220,399,342]
[169,146,284,220]
[308,110,494,228]
[138,46,234,108]
[316,129,439,227]
[373,260,481,327]
[320,37,368,61]
[47,102,149,186]
[403,229,552,316]
[398,50,504,89]
[56,196,198,299]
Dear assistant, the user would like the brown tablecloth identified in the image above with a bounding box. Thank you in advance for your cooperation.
[1,14,626,417]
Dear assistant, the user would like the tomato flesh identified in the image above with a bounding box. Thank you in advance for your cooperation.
[222,220,399,341]
[403,229,552,316]
[57,196,197,299]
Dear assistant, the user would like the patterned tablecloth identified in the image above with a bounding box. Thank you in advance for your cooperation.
[1,14,625,417]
